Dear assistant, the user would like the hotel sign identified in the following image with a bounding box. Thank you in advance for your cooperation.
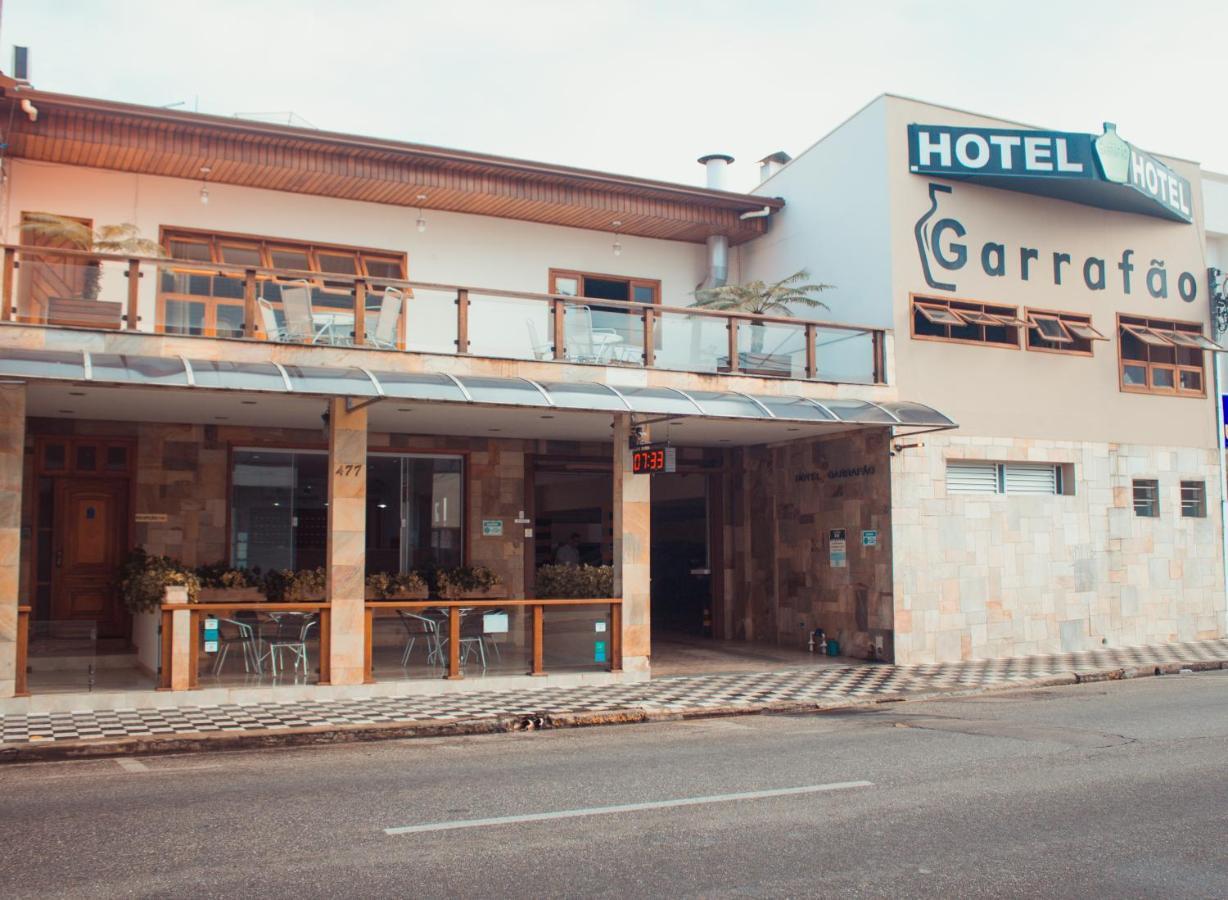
[908,123,1192,224]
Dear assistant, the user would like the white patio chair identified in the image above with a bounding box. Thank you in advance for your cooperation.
[564,305,620,363]
[525,320,552,359]
[366,287,404,349]
[397,610,440,666]
[262,615,317,676]
[257,298,283,342]
[279,281,320,344]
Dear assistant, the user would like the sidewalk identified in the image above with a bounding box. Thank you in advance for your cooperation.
[3,639,1226,762]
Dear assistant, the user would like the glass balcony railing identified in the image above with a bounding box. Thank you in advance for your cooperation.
[0,244,889,386]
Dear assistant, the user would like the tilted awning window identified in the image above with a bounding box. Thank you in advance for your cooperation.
[0,349,956,429]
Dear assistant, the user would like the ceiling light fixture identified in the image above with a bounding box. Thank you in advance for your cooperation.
[199,166,211,205]
[415,194,428,233]
[612,220,623,256]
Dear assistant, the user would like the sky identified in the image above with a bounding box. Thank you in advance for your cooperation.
[3,0,1226,192]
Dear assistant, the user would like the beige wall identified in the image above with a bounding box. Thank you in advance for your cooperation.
[892,433,1225,664]
[884,96,1216,448]
[3,159,712,315]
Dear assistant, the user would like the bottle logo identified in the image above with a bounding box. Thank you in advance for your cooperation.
[1093,122,1131,185]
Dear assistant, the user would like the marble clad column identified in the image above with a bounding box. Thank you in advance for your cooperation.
[612,414,651,672]
[327,399,367,685]
[0,383,26,697]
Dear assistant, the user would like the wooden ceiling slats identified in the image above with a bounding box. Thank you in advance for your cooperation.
[4,100,772,243]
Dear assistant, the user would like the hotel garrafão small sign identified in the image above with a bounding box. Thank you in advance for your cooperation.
[908,122,1192,224]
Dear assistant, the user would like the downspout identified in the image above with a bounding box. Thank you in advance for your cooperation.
[1213,264,1228,638]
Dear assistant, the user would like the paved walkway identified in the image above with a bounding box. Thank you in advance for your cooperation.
[2,639,1225,750]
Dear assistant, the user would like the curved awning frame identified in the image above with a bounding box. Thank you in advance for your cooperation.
[0,349,958,430]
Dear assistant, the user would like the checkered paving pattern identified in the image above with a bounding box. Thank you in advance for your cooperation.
[3,639,1224,746]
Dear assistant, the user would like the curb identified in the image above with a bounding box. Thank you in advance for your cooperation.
[1,660,1223,764]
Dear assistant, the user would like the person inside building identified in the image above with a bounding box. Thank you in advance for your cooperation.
[555,532,582,566]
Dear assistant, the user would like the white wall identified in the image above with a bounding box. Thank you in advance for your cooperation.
[4,159,709,348]
[740,97,894,331]
[1203,172,1228,240]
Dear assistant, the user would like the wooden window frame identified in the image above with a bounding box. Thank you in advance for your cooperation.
[1117,313,1210,398]
[909,294,1021,350]
[1024,308,1105,357]
[548,268,661,305]
[158,227,407,342]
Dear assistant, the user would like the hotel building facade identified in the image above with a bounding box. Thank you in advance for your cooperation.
[0,78,1223,704]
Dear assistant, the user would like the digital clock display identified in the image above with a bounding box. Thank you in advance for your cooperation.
[631,445,676,474]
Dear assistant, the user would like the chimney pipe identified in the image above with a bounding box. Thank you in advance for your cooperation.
[697,153,734,191]
[758,151,792,183]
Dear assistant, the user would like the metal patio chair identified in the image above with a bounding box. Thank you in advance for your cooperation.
[260,614,317,677]
[279,281,322,344]
[396,610,441,666]
[365,286,404,349]
[257,298,283,342]
[213,617,261,675]
[563,305,620,363]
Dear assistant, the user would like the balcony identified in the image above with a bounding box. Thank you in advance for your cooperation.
[0,244,887,385]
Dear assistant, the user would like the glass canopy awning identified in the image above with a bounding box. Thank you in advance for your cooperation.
[0,349,957,428]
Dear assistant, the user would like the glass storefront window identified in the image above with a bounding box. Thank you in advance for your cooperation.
[231,449,463,575]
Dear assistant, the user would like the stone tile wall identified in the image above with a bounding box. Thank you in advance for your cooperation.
[726,430,894,659]
[0,385,26,696]
[891,434,1227,664]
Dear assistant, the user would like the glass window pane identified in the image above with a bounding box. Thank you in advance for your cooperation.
[456,375,549,407]
[736,321,807,378]
[91,354,189,386]
[75,444,97,471]
[164,299,206,335]
[632,284,656,304]
[42,442,67,471]
[1181,481,1206,518]
[189,360,288,392]
[220,244,262,267]
[405,457,463,570]
[554,277,579,296]
[1180,369,1203,392]
[318,252,358,274]
[366,457,403,576]
[363,257,403,280]
[536,381,629,412]
[1031,317,1070,341]
[1151,367,1175,389]
[270,248,311,271]
[654,311,726,375]
[168,239,212,262]
[0,349,86,381]
[1133,479,1159,517]
[231,450,296,571]
[1122,364,1147,386]
[216,305,245,338]
[293,454,328,572]
[105,445,128,471]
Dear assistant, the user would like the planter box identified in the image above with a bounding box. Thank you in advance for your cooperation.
[198,587,264,603]
[365,589,430,601]
[442,589,506,601]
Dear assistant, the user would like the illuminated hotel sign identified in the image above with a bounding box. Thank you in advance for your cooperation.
[907,123,1193,224]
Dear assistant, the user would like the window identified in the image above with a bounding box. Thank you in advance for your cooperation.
[911,295,1023,348]
[230,450,463,574]
[549,269,661,354]
[1181,481,1206,518]
[947,461,1064,496]
[1025,309,1108,355]
[159,229,407,340]
[1133,479,1159,517]
[1118,315,1221,397]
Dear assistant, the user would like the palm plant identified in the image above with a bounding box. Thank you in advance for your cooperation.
[692,269,833,353]
[20,213,162,300]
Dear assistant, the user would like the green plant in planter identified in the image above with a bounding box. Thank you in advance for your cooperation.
[117,547,201,614]
[436,565,501,599]
[535,563,614,599]
[366,571,428,599]
[194,560,259,590]
[261,568,325,602]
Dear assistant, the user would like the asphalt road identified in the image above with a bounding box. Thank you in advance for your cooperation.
[1,672,1226,899]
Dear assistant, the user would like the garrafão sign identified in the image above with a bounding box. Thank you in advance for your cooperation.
[907,123,1192,224]
[914,182,1201,300]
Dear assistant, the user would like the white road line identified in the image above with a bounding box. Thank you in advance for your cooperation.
[384,780,873,836]
[114,757,148,773]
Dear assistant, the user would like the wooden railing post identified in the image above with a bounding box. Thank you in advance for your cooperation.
[243,268,258,338]
[805,323,817,379]
[1,248,14,322]
[123,259,141,330]
[530,604,545,676]
[14,606,30,697]
[352,278,366,346]
[727,319,740,373]
[159,608,173,690]
[455,288,470,354]
[361,606,373,684]
[642,309,655,367]
[552,298,566,360]
[610,602,622,672]
[188,609,200,690]
[447,606,462,679]
[320,606,333,684]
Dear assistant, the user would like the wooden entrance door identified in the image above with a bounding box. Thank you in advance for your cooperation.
[50,478,130,639]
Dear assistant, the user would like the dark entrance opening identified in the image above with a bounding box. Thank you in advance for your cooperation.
[650,473,711,636]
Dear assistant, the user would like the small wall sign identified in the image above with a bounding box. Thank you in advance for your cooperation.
[862,530,878,547]
[482,519,504,537]
[203,617,219,654]
[135,513,168,524]
[829,529,847,568]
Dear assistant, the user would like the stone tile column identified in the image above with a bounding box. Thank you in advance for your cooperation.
[612,414,650,672]
[326,399,367,685]
[0,383,26,697]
